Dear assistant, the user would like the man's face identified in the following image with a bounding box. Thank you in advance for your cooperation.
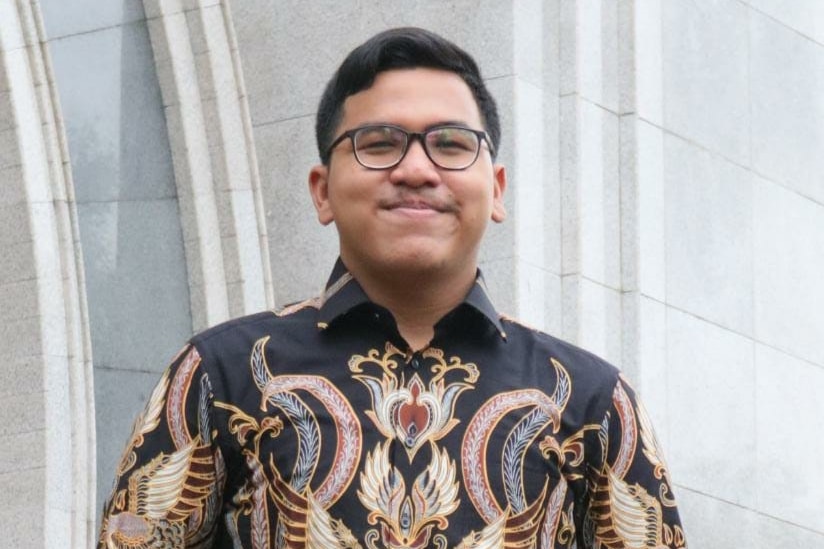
[309,68,506,284]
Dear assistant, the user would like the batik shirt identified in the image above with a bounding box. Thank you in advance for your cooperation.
[99,260,687,548]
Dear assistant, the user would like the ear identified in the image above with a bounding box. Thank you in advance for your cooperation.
[491,164,507,223]
[308,165,335,226]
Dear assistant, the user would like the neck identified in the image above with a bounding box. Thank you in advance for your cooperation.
[348,263,476,351]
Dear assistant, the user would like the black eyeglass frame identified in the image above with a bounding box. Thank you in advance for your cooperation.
[325,124,496,171]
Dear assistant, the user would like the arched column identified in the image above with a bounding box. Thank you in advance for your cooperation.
[143,0,274,330]
[0,1,95,546]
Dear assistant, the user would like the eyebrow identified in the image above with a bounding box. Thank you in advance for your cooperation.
[351,120,477,131]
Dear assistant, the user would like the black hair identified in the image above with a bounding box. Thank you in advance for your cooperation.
[315,27,500,164]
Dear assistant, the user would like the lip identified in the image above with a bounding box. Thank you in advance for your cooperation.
[379,196,454,214]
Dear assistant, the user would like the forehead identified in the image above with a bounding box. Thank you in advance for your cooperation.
[338,68,483,130]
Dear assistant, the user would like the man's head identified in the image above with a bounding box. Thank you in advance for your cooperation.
[308,28,506,290]
[315,27,500,165]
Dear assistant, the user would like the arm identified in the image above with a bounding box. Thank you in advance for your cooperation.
[98,344,226,549]
[585,375,687,549]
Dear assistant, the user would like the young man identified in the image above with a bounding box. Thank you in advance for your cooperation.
[99,28,686,548]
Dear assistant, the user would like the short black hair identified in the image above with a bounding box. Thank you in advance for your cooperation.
[315,27,500,165]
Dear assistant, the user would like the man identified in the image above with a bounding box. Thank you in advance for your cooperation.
[99,27,686,548]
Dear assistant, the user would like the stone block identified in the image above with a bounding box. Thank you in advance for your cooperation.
[77,199,192,373]
[745,0,824,45]
[753,179,824,365]
[234,0,514,127]
[662,0,749,165]
[0,1,25,52]
[0,386,46,436]
[0,127,20,170]
[664,135,753,336]
[48,22,175,204]
[666,308,756,507]
[0,166,26,209]
[0,90,13,130]
[622,294,669,448]
[635,119,665,300]
[0,279,39,322]
[254,117,337,306]
[578,0,619,112]
[513,0,544,89]
[0,467,46,547]
[758,511,824,547]
[0,354,44,397]
[0,429,44,474]
[676,488,758,548]
[93,366,164,518]
[756,344,824,531]
[0,203,30,247]
[515,262,561,334]
[579,100,620,289]
[750,10,824,203]
[38,0,145,40]
[477,256,516,320]
[562,275,622,366]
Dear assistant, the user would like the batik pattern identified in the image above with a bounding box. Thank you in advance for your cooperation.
[98,264,687,548]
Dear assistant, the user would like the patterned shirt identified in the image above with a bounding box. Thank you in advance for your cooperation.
[99,260,687,548]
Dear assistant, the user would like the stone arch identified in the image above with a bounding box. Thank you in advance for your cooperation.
[0,1,95,546]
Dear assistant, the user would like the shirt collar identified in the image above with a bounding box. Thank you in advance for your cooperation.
[316,258,506,339]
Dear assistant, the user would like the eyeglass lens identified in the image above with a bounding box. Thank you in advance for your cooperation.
[353,126,480,169]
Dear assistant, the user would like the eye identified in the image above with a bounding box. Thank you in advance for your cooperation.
[428,128,477,155]
[355,127,404,152]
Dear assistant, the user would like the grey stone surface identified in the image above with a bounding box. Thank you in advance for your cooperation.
[93,367,162,519]
[0,469,45,548]
[753,179,824,366]
[755,343,824,531]
[0,90,13,131]
[634,119,665,301]
[0,234,37,284]
[48,22,175,204]
[0,279,39,323]
[77,198,191,373]
[0,355,44,397]
[254,116,337,306]
[676,488,758,548]
[745,0,824,45]
[234,0,515,127]
[0,127,21,170]
[750,10,824,204]
[758,512,824,547]
[662,0,750,165]
[666,308,756,507]
[39,0,145,40]
[0,429,44,475]
[0,387,46,437]
[633,0,663,125]
[664,135,754,336]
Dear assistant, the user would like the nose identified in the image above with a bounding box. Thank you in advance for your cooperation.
[388,138,441,187]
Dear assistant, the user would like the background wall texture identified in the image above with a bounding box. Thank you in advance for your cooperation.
[1,0,823,547]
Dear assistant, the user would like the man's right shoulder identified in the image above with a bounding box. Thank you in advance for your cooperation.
[190,296,323,349]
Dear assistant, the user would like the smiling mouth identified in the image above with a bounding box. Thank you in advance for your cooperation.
[380,196,455,214]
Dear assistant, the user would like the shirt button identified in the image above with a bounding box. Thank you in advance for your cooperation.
[410,355,421,370]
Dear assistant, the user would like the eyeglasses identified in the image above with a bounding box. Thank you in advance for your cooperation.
[326,124,494,170]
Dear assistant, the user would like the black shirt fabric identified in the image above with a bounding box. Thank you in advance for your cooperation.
[99,260,686,548]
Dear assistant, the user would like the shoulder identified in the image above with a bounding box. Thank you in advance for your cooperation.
[499,314,621,400]
[190,297,321,356]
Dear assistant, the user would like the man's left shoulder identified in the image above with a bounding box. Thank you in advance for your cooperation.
[498,314,621,389]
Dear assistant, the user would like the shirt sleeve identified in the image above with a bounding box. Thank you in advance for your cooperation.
[585,375,688,548]
[97,344,226,548]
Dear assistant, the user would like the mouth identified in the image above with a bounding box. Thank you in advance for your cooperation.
[379,196,455,214]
